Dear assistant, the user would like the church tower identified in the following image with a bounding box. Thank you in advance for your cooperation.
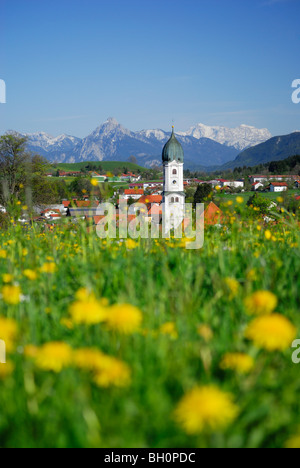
[162,127,185,232]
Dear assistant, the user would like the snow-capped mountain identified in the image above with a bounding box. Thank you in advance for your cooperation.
[23,118,272,169]
[178,123,272,151]
[24,132,81,161]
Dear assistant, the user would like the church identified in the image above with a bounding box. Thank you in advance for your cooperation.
[162,127,185,233]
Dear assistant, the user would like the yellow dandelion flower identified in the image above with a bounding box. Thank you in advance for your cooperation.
[34,342,73,372]
[197,324,213,342]
[125,239,138,250]
[73,348,105,371]
[0,361,15,378]
[23,269,38,281]
[0,250,7,259]
[0,317,18,352]
[247,269,257,282]
[244,291,278,316]
[91,179,98,187]
[69,293,107,325]
[224,278,240,299]
[40,262,57,274]
[236,197,244,204]
[159,322,178,340]
[1,285,22,305]
[2,274,13,284]
[93,355,131,388]
[245,314,297,351]
[174,385,239,434]
[105,304,142,334]
[265,230,272,240]
[220,353,254,374]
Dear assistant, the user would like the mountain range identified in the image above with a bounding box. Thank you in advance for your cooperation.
[221,132,300,170]
[22,118,272,170]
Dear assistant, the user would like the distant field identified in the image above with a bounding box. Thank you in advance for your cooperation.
[53,161,148,174]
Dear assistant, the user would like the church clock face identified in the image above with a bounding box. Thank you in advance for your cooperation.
[172,180,177,185]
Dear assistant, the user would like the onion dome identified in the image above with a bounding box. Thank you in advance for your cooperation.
[162,127,184,163]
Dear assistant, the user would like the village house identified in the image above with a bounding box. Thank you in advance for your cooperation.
[269,182,288,192]
[66,207,99,219]
[215,179,245,189]
[41,209,62,220]
[58,170,82,177]
[250,175,298,184]
[119,172,141,182]
[252,182,264,191]
[122,189,144,200]
[91,173,107,182]
[33,204,66,217]
[129,183,144,190]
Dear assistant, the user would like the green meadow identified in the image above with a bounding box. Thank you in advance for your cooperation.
[0,199,300,448]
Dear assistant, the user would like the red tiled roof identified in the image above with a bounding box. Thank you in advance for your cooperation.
[201,202,224,226]
[124,189,144,195]
[41,209,60,214]
[270,182,288,187]
[137,195,162,205]
[76,200,99,208]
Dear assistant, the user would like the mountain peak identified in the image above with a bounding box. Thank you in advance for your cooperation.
[104,117,119,126]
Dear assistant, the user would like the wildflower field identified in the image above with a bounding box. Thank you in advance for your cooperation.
[1,200,300,448]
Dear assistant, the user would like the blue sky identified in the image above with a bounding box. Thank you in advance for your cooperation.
[0,0,299,137]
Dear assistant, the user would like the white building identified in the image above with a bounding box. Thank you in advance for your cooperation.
[216,179,244,188]
[122,189,144,200]
[250,175,297,184]
[252,182,264,191]
[269,182,288,192]
[162,127,185,233]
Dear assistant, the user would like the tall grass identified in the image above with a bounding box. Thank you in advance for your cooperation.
[0,200,299,448]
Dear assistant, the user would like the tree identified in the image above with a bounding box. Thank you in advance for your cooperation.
[193,183,212,207]
[128,155,137,165]
[246,193,272,215]
[69,178,93,197]
[0,133,30,204]
[31,176,58,207]
[31,154,50,175]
